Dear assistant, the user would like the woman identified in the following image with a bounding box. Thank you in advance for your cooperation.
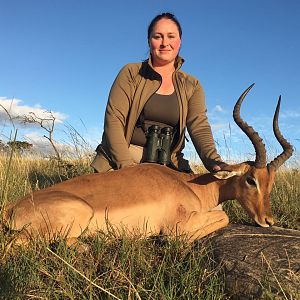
[92,13,226,173]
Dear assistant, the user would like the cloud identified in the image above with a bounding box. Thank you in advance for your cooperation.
[208,104,229,123]
[0,96,72,154]
[0,97,68,127]
[281,110,300,119]
[24,131,48,146]
[211,122,228,131]
[213,105,224,113]
[23,131,82,157]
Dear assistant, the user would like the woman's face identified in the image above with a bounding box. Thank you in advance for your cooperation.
[149,18,181,67]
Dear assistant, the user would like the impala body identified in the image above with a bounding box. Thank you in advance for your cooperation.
[3,85,293,243]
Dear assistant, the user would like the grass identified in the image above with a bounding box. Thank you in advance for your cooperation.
[0,152,300,299]
[0,230,225,299]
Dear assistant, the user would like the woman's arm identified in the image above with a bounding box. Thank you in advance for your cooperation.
[186,80,223,171]
[102,65,136,169]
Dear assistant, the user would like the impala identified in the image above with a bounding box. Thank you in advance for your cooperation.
[3,84,293,243]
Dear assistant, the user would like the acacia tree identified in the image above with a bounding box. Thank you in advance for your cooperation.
[7,140,33,153]
[0,140,8,152]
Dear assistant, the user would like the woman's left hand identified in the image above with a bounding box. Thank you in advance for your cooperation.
[212,162,228,172]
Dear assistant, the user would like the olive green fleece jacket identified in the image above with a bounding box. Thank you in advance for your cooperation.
[92,56,222,172]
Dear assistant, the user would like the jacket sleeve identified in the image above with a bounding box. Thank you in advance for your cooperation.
[186,80,223,171]
[102,65,136,169]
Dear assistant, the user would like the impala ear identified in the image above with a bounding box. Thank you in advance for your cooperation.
[213,170,243,180]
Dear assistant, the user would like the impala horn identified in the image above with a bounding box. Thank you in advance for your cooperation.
[233,83,267,168]
[267,96,294,170]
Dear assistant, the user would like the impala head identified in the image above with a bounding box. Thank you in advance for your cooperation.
[217,84,293,227]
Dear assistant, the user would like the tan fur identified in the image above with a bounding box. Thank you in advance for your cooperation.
[4,162,277,243]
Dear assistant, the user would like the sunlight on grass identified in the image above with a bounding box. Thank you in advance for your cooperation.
[0,151,299,299]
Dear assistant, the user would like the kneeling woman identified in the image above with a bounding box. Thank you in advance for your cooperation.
[92,13,226,173]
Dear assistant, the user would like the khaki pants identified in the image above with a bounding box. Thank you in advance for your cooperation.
[129,144,146,164]
[91,144,193,174]
[91,144,145,173]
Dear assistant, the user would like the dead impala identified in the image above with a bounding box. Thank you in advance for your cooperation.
[3,84,293,243]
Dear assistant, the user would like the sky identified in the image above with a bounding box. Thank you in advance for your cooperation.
[0,0,300,163]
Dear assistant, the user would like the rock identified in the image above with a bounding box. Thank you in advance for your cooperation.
[208,224,300,299]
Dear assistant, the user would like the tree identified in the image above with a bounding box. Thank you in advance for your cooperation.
[7,140,33,153]
[0,140,8,152]
[22,111,61,160]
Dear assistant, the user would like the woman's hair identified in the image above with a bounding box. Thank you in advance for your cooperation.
[147,13,182,40]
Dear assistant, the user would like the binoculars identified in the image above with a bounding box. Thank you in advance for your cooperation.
[144,125,173,165]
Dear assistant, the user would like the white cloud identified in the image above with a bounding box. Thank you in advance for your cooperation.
[0,97,72,155]
[23,131,82,157]
[281,110,300,119]
[24,131,47,145]
[207,104,229,125]
[0,97,68,127]
[211,122,228,131]
[213,105,224,113]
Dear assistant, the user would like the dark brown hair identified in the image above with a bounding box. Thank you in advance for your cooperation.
[147,13,182,40]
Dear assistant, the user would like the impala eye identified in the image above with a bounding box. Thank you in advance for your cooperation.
[246,176,257,187]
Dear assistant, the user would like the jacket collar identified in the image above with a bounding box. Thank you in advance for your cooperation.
[139,55,185,81]
[146,55,185,72]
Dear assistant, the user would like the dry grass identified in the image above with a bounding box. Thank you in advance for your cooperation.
[0,152,299,299]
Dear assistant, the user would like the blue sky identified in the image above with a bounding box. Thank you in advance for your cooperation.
[0,0,299,163]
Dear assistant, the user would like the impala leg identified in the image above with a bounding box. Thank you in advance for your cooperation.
[177,210,229,241]
[9,192,95,245]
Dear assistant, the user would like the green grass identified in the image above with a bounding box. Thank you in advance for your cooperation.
[0,232,226,299]
[1,153,300,299]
